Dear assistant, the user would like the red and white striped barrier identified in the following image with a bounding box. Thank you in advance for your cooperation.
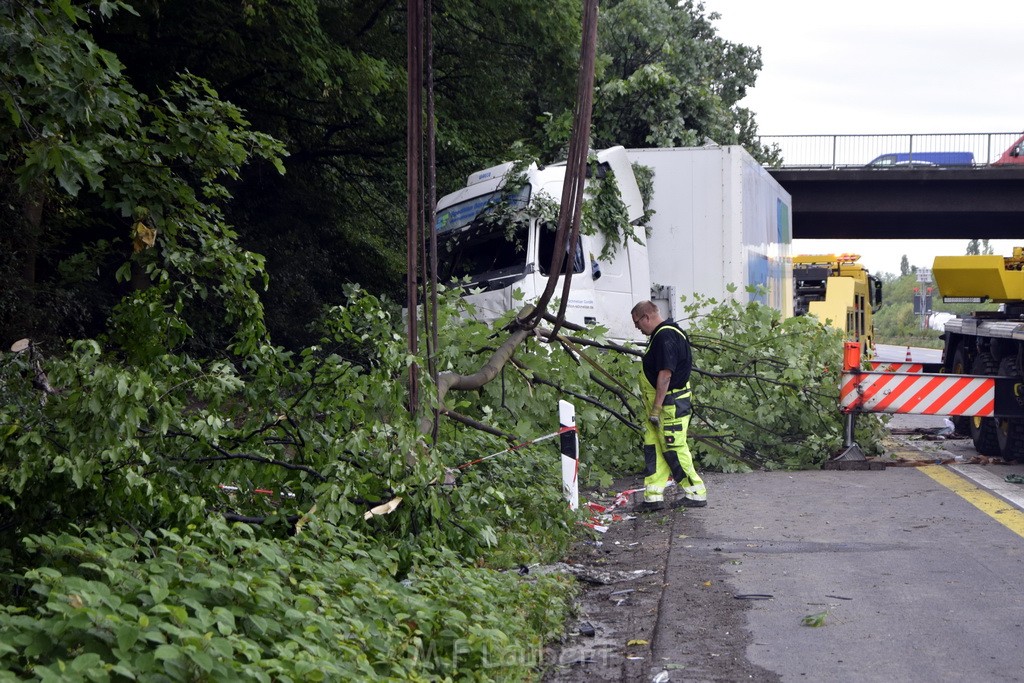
[841,342,1021,419]
[831,341,1023,464]
[868,361,924,374]
[841,371,994,416]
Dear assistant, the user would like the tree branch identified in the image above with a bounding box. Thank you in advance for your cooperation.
[423,307,534,434]
[510,360,640,432]
[437,408,514,440]
[182,447,329,481]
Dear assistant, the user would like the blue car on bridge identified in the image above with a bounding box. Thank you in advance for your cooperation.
[867,152,975,167]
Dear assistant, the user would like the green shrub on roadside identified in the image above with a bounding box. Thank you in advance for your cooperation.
[0,519,575,681]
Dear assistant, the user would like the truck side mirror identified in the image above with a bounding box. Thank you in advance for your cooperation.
[1012,145,1021,158]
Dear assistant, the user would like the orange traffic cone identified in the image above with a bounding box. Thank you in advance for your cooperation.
[905,346,912,362]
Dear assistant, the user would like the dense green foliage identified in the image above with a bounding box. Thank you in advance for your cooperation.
[0,522,571,681]
[0,283,882,678]
[0,1,844,678]
[1,289,582,679]
[2,0,287,357]
[585,0,781,165]
[0,521,572,681]
[447,287,883,478]
[2,0,779,349]
[679,290,886,466]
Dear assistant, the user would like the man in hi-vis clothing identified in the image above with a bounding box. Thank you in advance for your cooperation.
[630,301,707,511]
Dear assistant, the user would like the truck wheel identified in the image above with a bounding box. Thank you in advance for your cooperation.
[950,345,971,436]
[996,357,1024,461]
[970,353,1000,456]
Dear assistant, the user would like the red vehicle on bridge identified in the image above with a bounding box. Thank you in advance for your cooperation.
[992,132,1024,165]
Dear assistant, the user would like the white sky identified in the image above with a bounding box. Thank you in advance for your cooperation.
[701,0,1024,277]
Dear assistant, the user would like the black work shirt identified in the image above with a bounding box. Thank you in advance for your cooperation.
[641,321,691,390]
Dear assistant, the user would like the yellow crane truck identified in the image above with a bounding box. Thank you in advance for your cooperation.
[933,247,1024,459]
[793,254,883,355]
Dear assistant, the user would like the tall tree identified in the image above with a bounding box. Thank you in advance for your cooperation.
[90,0,581,346]
[538,0,779,164]
[2,0,774,348]
[0,0,284,354]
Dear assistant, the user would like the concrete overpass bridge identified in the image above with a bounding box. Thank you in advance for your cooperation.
[759,132,1024,240]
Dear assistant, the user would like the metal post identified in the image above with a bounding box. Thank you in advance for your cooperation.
[831,342,867,463]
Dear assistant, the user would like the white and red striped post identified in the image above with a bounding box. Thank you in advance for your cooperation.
[559,400,579,510]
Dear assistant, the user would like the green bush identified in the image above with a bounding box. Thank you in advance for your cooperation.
[0,519,574,681]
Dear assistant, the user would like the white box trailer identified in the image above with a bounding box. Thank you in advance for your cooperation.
[627,146,793,322]
[434,144,793,340]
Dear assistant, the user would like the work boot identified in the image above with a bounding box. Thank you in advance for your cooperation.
[637,500,665,513]
[670,497,707,509]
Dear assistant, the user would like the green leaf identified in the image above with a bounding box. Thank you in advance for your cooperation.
[114,262,132,283]
[55,0,76,20]
[186,649,214,673]
[154,644,180,661]
[801,610,828,627]
[116,625,140,652]
[149,578,169,605]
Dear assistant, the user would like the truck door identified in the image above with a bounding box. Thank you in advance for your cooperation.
[532,221,596,328]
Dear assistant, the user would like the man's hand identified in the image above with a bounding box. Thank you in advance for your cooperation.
[648,413,660,426]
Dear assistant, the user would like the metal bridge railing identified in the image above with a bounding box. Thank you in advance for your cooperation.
[757,132,1023,169]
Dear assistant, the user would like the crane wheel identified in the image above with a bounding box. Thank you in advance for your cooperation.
[996,356,1024,461]
[970,353,1000,456]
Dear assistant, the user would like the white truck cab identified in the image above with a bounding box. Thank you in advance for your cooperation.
[436,146,647,338]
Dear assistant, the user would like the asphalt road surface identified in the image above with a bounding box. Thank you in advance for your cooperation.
[694,422,1024,682]
[547,414,1024,682]
[699,469,1024,681]
[874,343,943,365]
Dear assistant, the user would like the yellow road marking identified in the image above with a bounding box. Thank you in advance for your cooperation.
[919,465,1024,539]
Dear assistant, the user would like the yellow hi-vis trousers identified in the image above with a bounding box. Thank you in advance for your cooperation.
[641,381,706,503]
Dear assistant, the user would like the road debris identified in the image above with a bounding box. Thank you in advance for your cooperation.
[530,562,656,585]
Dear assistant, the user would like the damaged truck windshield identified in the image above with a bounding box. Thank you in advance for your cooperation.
[437,186,585,291]
[434,181,585,290]
[436,185,532,291]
